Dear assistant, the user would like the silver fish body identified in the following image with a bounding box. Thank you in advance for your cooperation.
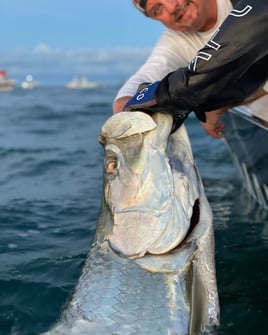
[43,112,219,335]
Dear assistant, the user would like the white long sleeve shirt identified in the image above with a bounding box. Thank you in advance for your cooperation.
[115,0,233,100]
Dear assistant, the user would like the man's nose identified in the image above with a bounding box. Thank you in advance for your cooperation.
[165,0,179,14]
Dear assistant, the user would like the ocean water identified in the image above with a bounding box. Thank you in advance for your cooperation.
[0,87,267,335]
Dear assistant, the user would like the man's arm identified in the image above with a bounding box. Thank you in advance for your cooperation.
[200,88,268,138]
[124,0,268,129]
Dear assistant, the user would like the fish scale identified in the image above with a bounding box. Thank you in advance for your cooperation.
[64,242,189,334]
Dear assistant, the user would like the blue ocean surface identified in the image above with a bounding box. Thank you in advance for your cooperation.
[0,87,267,335]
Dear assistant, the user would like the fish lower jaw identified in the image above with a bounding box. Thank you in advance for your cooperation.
[107,209,191,259]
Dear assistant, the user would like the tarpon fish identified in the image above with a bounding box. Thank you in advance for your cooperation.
[43,112,219,335]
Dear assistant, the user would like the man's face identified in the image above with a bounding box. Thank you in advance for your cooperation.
[144,0,215,33]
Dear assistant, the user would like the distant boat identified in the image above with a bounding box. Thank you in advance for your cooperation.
[65,77,101,89]
[0,70,16,91]
[21,74,39,89]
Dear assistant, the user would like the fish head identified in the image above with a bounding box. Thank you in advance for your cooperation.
[98,112,201,258]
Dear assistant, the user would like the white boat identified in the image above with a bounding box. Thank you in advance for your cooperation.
[222,95,268,208]
[21,74,39,89]
[65,77,101,89]
[0,70,16,91]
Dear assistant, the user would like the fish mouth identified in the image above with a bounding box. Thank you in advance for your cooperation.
[108,198,200,259]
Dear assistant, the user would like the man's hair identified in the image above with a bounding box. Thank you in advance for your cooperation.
[132,0,148,16]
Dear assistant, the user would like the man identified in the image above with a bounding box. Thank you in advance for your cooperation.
[113,0,267,137]
[113,0,234,136]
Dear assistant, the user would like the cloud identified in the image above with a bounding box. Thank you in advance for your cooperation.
[33,43,52,54]
[0,44,151,86]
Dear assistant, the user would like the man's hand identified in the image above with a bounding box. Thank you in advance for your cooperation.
[123,81,193,132]
[124,82,159,112]
[200,109,226,139]
[113,96,132,114]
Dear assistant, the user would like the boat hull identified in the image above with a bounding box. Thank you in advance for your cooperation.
[222,97,268,208]
[0,81,16,91]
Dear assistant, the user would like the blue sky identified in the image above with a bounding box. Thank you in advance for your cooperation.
[0,0,164,85]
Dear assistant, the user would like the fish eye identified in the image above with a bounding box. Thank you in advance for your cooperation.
[105,158,118,174]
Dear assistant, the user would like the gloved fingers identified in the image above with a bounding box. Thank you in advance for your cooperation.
[136,82,152,92]
[124,97,157,111]
[124,82,159,111]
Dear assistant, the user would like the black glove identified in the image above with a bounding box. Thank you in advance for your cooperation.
[124,81,192,132]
